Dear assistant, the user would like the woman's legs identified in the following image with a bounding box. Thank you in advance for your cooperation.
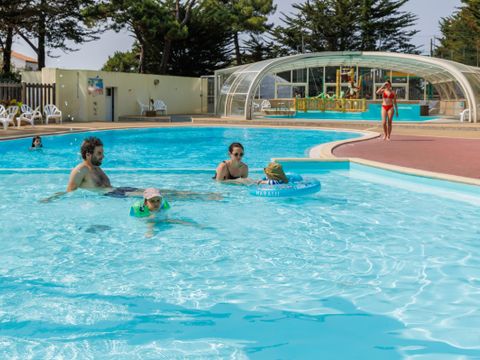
[381,107,388,140]
[387,108,394,139]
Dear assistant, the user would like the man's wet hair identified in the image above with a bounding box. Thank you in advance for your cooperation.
[81,136,103,160]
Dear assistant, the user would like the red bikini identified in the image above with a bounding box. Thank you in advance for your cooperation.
[382,91,395,111]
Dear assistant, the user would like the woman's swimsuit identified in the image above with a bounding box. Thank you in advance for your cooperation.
[212,161,241,180]
[382,91,395,111]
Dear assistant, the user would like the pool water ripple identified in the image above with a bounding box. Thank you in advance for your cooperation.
[0,127,479,358]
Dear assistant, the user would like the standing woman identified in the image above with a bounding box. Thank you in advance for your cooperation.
[213,142,249,182]
[376,80,398,140]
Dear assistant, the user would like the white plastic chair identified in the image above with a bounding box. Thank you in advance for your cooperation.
[260,100,271,111]
[0,106,18,130]
[18,105,43,127]
[138,100,149,115]
[44,104,62,124]
[459,108,470,122]
[153,99,167,115]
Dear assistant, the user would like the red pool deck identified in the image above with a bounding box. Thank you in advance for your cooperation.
[333,134,480,179]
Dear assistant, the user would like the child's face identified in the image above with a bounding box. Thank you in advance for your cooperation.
[34,138,41,146]
[145,196,162,211]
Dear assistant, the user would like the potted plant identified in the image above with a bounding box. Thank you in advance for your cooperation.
[145,99,156,117]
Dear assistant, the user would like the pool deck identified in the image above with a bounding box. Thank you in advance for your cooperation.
[1,118,480,183]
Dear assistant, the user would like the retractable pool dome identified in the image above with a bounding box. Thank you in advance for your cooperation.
[215,51,480,122]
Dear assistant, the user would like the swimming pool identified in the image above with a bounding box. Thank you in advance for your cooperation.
[0,127,479,359]
[267,104,438,122]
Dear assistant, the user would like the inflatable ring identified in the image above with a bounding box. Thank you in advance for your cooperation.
[251,174,321,197]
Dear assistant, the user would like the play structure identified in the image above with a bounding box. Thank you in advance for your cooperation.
[296,67,367,113]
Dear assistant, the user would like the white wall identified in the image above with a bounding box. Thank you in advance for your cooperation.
[23,68,206,121]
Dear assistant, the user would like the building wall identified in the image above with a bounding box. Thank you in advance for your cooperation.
[22,68,205,121]
[21,71,42,83]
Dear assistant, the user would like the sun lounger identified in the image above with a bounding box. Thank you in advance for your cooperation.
[44,104,62,124]
[0,106,18,130]
[18,105,43,127]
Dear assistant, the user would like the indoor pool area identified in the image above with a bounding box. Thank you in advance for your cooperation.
[265,104,439,122]
[1,127,479,359]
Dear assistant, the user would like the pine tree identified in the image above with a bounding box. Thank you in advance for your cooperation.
[273,0,418,54]
[435,2,480,66]
[102,49,140,73]
[17,0,100,69]
[273,0,361,53]
[0,0,35,76]
[214,0,276,65]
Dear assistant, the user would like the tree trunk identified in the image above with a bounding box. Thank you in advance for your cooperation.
[233,32,242,65]
[2,27,13,74]
[138,43,145,74]
[37,0,47,70]
[159,39,172,74]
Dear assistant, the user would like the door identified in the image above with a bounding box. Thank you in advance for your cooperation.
[105,87,115,121]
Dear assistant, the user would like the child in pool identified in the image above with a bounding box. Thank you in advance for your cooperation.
[131,188,204,236]
[30,136,43,150]
[130,188,170,218]
[258,162,289,185]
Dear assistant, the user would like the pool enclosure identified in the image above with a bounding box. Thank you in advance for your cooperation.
[215,52,480,122]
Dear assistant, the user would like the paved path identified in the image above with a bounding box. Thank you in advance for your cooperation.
[333,134,480,179]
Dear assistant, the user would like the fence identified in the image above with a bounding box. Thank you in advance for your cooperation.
[0,82,56,110]
[0,82,22,103]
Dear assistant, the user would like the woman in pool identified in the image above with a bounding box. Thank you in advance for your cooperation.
[213,142,249,182]
[376,80,398,140]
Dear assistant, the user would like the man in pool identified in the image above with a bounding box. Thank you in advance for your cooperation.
[67,136,112,192]
[60,136,220,200]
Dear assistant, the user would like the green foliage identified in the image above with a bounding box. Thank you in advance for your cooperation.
[102,50,139,72]
[463,0,480,21]
[99,0,233,76]
[242,34,277,63]
[0,99,23,114]
[0,71,21,83]
[435,1,480,66]
[167,3,233,76]
[212,0,276,65]
[272,0,418,54]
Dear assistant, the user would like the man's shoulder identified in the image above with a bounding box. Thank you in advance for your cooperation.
[71,162,89,174]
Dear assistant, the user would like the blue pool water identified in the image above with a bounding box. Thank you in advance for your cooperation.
[0,127,479,359]
[0,127,358,169]
[268,104,438,122]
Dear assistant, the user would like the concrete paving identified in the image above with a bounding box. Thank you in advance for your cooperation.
[333,134,480,179]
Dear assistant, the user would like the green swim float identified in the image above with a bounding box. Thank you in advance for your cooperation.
[130,199,170,218]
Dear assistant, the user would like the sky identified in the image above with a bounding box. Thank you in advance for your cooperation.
[12,0,462,71]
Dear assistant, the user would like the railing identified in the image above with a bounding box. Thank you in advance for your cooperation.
[0,82,56,111]
[295,98,367,112]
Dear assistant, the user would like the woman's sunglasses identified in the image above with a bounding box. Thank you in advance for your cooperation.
[232,152,244,157]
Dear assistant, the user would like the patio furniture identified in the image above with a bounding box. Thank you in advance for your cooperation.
[18,105,43,127]
[260,100,271,111]
[44,104,62,124]
[0,106,18,130]
[153,99,167,115]
[138,100,149,115]
[460,108,470,122]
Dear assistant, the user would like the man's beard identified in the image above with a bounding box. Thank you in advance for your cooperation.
[91,157,102,166]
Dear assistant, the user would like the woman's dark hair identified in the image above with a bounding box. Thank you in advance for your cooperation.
[81,136,103,160]
[385,80,392,85]
[31,136,42,147]
[228,142,244,153]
